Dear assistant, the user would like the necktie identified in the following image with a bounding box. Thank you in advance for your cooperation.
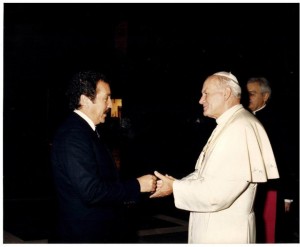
[95,129,100,138]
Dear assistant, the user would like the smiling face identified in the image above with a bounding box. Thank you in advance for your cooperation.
[80,80,112,125]
[199,77,226,119]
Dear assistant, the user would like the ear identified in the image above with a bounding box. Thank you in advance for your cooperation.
[224,87,232,101]
[79,95,91,107]
[263,92,270,103]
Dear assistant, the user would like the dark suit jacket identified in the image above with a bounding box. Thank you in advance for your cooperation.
[51,112,140,243]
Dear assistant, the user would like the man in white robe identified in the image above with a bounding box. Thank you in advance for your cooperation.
[150,71,279,243]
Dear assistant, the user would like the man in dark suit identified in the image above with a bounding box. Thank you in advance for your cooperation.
[51,70,157,243]
[246,77,296,243]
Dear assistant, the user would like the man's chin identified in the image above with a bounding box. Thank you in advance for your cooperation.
[97,118,106,125]
[100,114,107,122]
[203,112,214,119]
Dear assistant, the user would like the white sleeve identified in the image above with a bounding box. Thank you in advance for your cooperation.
[173,175,249,212]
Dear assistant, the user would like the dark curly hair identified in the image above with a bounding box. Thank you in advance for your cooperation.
[66,70,108,110]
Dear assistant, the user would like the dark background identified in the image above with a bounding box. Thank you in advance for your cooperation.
[3,3,299,241]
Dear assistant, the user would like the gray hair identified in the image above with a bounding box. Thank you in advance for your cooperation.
[247,77,272,96]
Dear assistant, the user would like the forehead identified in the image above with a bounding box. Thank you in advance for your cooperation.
[247,82,260,92]
[96,80,111,95]
[202,77,218,91]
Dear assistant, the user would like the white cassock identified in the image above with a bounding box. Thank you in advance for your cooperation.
[173,104,279,243]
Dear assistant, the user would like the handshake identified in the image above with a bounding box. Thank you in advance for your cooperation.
[137,171,176,198]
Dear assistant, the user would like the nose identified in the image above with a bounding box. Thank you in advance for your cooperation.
[107,98,112,109]
[199,95,205,105]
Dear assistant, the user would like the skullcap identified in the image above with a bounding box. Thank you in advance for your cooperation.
[213,71,239,85]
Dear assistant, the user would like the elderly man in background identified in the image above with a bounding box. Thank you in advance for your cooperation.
[151,71,279,243]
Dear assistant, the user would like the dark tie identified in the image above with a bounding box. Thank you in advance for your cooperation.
[95,129,100,138]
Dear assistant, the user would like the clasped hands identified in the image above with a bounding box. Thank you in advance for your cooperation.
[150,171,175,198]
[137,171,175,197]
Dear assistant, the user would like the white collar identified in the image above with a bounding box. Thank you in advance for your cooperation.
[74,110,96,131]
[253,104,266,115]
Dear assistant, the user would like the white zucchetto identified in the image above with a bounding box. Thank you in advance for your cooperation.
[213,71,239,85]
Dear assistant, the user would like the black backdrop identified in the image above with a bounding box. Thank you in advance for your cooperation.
[3,2,299,224]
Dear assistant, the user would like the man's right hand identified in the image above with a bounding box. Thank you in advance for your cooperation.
[150,171,175,198]
[137,174,157,193]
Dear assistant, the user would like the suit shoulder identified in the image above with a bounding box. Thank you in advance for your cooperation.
[54,113,92,139]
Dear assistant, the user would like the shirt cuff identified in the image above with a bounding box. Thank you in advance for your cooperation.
[284,199,293,203]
